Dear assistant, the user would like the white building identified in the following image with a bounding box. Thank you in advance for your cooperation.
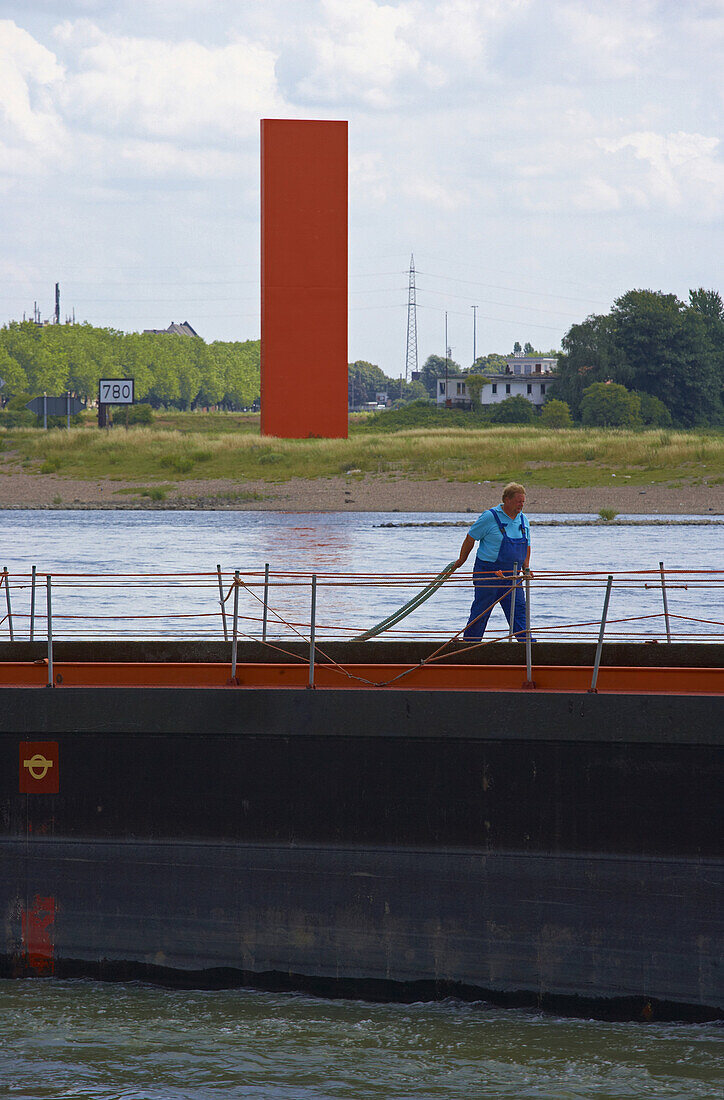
[436,355,557,408]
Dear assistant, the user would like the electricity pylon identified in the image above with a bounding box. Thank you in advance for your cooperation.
[405,254,418,382]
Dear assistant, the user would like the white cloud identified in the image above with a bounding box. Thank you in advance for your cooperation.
[53,19,284,140]
[118,138,246,178]
[408,0,528,70]
[0,20,65,147]
[554,1,659,80]
[285,0,532,107]
[403,176,469,209]
[599,130,724,215]
[350,149,390,203]
[292,0,420,106]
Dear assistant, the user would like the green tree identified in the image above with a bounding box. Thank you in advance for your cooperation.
[558,291,724,426]
[196,342,226,407]
[581,382,641,427]
[689,287,724,412]
[348,361,389,405]
[349,361,428,407]
[471,353,506,374]
[416,354,462,398]
[610,289,718,425]
[464,373,488,406]
[118,333,154,400]
[224,340,260,408]
[0,345,27,398]
[490,395,535,424]
[556,314,617,417]
[523,341,535,355]
[689,287,724,323]
[636,392,672,427]
[540,398,573,428]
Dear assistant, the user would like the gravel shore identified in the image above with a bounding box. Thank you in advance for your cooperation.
[0,469,722,514]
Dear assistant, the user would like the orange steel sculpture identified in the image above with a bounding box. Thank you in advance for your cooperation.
[260,119,348,439]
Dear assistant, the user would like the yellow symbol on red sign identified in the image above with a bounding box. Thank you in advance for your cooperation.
[23,754,54,781]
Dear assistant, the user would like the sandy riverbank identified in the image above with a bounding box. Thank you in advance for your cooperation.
[0,470,722,514]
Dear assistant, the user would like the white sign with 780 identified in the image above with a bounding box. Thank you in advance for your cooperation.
[99,379,134,405]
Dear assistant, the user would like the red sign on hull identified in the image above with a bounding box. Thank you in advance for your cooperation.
[21,895,56,975]
[19,741,59,793]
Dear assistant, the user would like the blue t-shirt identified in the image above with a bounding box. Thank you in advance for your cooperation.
[468,504,530,562]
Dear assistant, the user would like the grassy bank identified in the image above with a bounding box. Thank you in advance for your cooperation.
[1,420,721,490]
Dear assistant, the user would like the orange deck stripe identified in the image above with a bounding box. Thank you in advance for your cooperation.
[0,662,721,694]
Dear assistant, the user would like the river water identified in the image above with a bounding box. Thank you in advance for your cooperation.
[1,981,721,1100]
[1,510,722,1096]
[1,510,722,642]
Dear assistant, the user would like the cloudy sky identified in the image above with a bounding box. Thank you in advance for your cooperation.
[1,0,722,374]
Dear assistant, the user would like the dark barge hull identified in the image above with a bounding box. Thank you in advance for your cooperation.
[1,641,722,1020]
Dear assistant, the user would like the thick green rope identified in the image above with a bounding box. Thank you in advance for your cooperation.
[352,561,458,642]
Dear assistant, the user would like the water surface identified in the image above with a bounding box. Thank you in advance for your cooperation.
[1,981,721,1100]
[1,510,720,642]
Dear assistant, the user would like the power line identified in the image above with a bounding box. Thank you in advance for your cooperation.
[415,285,579,317]
[415,302,562,333]
[414,269,610,309]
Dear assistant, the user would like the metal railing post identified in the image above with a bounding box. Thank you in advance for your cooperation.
[308,574,317,688]
[30,565,37,641]
[2,567,13,642]
[262,563,270,642]
[508,562,518,642]
[589,575,613,693]
[231,570,239,680]
[524,572,534,687]
[46,575,54,688]
[216,564,228,641]
[659,561,671,643]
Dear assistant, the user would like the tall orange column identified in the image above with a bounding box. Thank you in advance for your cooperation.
[260,119,348,438]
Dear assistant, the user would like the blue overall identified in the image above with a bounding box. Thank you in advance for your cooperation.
[463,510,530,641]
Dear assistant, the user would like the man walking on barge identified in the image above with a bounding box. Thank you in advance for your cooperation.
[453,482,534,641]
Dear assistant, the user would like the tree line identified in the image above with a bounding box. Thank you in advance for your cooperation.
[2,286,722,429]
[0,322,260,414]
[409,289,724,428]
[555,288,724,427]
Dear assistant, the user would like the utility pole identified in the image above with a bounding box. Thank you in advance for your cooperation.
[471,305,478,366]
[405,254,418,381]
[440,312,444,407]
[55,283,60,325]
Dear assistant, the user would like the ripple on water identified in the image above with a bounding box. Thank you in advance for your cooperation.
[1,981,722,1099]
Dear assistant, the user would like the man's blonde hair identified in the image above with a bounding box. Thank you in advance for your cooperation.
[502,482,525,501]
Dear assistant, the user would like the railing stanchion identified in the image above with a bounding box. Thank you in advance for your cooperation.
[524,571,534,688]
[30,565,37,641]
[308,574,317,689]
[262,563,270,642]
[2,566,13,642]
[508,562,518,642]
[589,575,613,693]
[46,575,54,688]
[659,561,671,643]
[231,570,239,681]
[216,564,228,641]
